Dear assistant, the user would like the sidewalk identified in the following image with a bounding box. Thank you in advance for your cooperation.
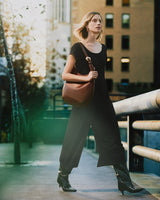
[0,143,159,200]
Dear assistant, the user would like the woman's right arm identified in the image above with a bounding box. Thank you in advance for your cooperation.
[62,55,98,82]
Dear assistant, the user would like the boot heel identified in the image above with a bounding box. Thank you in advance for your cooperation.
[114,163,144,195]
[57,172,77,192]
[121,190,124,195]
[118,182,126,195]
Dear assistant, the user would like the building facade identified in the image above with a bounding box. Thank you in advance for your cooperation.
[71,0,154,92]
[46,0,71,89]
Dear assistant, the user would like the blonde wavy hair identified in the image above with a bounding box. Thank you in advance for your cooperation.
[73,11,103,41]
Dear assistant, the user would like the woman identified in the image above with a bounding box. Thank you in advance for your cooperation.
[57,11,143,195]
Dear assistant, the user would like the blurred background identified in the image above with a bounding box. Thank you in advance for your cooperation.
[0,0,159,174]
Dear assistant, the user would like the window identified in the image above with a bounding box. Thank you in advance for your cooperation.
[106,79,113,92]
[122,14,130,28]
[122,0,130,6]
[105,14,114,28]
[106,35,113,49]
[106,0,113,6]
[122,35,129,50]
[121,57,130,72]
[106,57,113,71]
[121,79,129,86]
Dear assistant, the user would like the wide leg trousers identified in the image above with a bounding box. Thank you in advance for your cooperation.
[59,99,125,173]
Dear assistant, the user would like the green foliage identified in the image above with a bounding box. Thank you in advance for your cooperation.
[9,24,47,120]
[1,21,47,139]
[13,63,47,120]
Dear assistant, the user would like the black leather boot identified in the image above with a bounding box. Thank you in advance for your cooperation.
[114,163,143,195]
[57,167,77,192]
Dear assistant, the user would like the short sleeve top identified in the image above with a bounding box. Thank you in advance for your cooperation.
[70,42,108,101]
[70,42,107,76]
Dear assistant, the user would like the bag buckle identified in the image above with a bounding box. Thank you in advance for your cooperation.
[85,56,91,63]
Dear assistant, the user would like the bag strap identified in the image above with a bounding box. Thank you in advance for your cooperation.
[79,42,95,71]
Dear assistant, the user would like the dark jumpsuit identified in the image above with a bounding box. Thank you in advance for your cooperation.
[59,42,125,173]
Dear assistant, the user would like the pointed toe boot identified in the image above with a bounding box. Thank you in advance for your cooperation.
[114,163,144,195]
[57,167,77,192]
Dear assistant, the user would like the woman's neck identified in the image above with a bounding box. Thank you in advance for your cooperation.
[82,32,98,44]
[81,34,102,54]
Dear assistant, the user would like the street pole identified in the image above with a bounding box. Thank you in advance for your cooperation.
[0,16,21,164]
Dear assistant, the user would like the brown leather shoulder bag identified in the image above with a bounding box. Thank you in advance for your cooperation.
[62,42,95,107]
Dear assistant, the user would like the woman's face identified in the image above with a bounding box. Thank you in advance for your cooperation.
[87,14,102,35]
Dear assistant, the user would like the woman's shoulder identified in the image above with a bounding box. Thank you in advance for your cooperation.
[101,43,107,50]
[100,43,107,55]
[70,42,82,58]
[71,42,81,49]
[70,42,81,52]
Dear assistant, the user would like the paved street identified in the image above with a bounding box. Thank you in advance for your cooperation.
[0,143,159,200]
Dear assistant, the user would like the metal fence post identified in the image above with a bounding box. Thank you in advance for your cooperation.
[127,114,144,172]
[0,16,21,164]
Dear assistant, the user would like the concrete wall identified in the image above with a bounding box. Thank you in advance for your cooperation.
[46,0,71,89]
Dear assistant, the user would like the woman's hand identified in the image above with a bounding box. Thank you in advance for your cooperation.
[87,71,98,81]
[62,55,98,82]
